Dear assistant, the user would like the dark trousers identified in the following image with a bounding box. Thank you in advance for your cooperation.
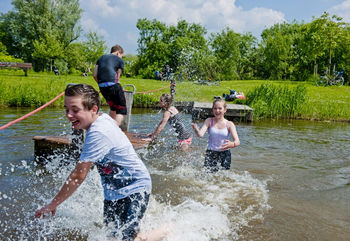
[204,149,231,172]
[104,192,150,241]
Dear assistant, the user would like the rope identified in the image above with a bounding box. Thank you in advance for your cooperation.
[0,91,65,131]
[0,83,175,130]
[135,84,173,94]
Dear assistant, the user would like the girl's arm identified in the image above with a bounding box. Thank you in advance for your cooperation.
[220,121,240,150]
[192,118,210,138]
[150,110,171,140]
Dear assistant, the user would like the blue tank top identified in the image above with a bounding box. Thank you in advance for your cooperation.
[208,118,229,151]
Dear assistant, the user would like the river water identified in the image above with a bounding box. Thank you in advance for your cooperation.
[0,107,349,241]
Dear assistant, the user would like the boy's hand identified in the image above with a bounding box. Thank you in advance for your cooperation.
[35,204,56,218]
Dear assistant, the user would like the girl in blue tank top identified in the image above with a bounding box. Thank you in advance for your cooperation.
[192,99,240,172]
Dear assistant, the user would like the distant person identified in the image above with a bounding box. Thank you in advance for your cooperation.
[35,84,170,241]
[93,44,126,126]
[192,99,240,172]
[146,93,192,151]
[53,66,59,75]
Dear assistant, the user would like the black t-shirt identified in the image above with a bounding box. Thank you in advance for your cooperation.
[96,54,124,83]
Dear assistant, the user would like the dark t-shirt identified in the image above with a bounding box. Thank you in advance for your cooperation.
[96,54,124,83]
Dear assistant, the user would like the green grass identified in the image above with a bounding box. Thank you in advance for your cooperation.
[0,70,349,121]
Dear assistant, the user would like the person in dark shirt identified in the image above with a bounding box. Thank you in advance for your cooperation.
[93,44,126,126]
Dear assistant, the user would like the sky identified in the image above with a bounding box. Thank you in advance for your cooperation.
[1,0,350,54]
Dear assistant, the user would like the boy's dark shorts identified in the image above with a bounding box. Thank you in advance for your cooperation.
[104,192,150,241]
[204,149,231,172]
[100,83,127,115]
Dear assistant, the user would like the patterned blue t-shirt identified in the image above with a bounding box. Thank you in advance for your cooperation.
[80,113,152,200]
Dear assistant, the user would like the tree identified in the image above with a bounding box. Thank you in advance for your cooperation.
[210,28,256,80]
[32,31,65,71]
[135,18,207,79]
[83,32,107,65]
[294,12,349,80]
[0,0,82,70]
[259,22,299,80]
[0,41,23,62]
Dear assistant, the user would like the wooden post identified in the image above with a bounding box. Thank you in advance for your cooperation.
[170,77,176,102]
[120,85,135,132]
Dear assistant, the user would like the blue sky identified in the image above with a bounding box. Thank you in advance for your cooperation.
[1,0,349,54]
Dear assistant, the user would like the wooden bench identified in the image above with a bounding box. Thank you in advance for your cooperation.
[0,62,32,76]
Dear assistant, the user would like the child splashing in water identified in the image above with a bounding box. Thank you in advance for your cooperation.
[147,94,192,151]
[192,99,240,172]
[35,84,170,241]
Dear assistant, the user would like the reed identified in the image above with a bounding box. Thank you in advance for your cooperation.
[243,83,307,119]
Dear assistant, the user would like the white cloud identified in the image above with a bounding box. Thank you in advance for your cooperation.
[329,0,350,21]
[80,17,109,38]
[79,0,287,52]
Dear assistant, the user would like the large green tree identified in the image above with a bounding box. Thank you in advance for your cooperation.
[0,0,82,71]
[210,28,257,80]
[135,18,207,79]
[259,22,299,80]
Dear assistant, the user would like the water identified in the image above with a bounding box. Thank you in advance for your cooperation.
[1,107,350,240]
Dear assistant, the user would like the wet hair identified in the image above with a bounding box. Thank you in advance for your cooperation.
[160,93,173,109]
[65,84,100,111]
[110,44,124,54]
[212,98,227,109]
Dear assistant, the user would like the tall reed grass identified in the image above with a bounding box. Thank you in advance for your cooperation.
[244,83,307,120]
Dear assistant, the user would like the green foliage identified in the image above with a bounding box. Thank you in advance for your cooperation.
[135,18,207,79]
[123,54,138,77]
[0,41,23,62]
[176,46,218,81]
[133,94,158,107]
[82,32,107,70]
[259,22,300,80]
[245,83,307,119]
[210,28,257,80]
[0,0,82,70]
[54,59,69,75]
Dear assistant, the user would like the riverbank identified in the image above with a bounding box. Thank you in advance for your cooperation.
[0,71,349,121]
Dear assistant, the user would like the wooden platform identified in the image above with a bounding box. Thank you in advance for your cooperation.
[33,132,150,163]
[191,102,253,121]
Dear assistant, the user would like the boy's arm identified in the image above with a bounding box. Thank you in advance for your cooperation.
[116,68,122,82]
[150,111,171,140]
[192,118,210,138]
[93,65,98,83]
[35,161,94,218]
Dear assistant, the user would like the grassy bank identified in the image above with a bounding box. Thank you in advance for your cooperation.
[0,71,349,121]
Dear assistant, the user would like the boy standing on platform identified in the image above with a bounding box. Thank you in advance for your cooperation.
[93,44,126,126]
